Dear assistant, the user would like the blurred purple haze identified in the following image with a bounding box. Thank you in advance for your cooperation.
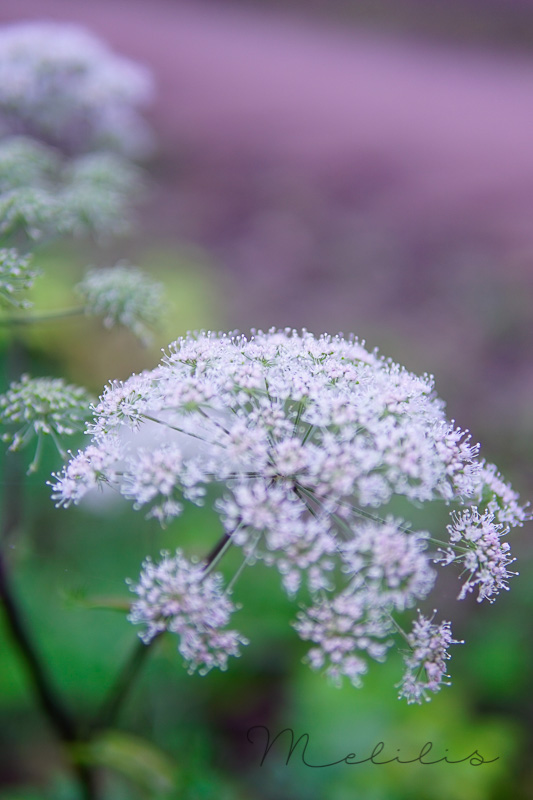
[2,0,533,480]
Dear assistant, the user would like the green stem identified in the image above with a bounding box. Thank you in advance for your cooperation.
[0,307,85,326]
[1,337,97,798]
[202,530,234,571]
[0,550,78,741]
[90,636,159,734]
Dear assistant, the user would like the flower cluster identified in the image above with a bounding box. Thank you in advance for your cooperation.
[0,21,153,157]
[61,153,141,237]
[437,508,516,602]
[398,613,462,704]
[76,264,165,343]
[294,588,393,687]
[0,136,139,241]
[0,375,92,472]
[127,550,248,674]
[51,329,528,692]
[0,248,39,308]
[0,135,59,191]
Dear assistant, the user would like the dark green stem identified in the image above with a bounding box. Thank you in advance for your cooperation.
[1,336,97,798]
[0,550,78,741]
[90,635,159,734]
[203,531,233,569]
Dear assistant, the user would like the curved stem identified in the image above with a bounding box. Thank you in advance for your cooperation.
[0,550,78,742]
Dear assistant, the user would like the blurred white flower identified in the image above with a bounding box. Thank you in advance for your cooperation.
[76,264,165,344]
[0,136,140,241]
[0,21,153,157]
[0,135,59,190]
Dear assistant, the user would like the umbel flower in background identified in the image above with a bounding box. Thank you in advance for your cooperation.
[0,375,92,473]
[51,329,529,702]
[76,264,166,345]
[0,136,140,242]
[0,21,153,157]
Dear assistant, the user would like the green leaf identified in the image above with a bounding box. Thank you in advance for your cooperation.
[71,730,177,794]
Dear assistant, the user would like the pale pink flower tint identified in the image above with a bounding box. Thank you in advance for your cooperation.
[52,329,528,693]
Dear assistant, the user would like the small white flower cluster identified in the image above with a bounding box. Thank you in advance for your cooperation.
[0,136,139,241]
[398,613,462,704]
[50,440,123,507]
[51,329,528,693]
[437,508,516,602]
[0,135,58,190]
[0,374,92,472]
[76,265,165,344]
[57,152,141,238]
[294,588,393,687]
[127,550,248,675]
[0,248,39,308]
[340,520,436,611]
[0,21,153,157]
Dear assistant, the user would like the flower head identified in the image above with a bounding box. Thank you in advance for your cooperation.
[0,21,153,156]
[0,136,140,241]
[0,374,92,472]
[76,264,165,343]
[294,588,393,687]
[128,549,248,675]
[51,329,528,695]
[60,153,141,237]
[437,508,517,602]
[0,135,59,191]
[398,612,462,704]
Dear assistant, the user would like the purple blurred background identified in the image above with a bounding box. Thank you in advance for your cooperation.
[2,0,533,486]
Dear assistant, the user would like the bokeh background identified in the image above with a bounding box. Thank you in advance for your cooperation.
[1,0,533,797]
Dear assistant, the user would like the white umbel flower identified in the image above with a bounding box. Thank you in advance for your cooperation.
[0,21,153,156]
[51,329,529,695]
